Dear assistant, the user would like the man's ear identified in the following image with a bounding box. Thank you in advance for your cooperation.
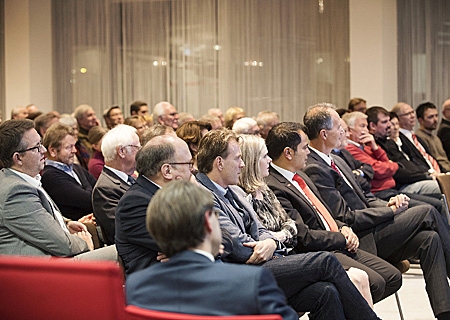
[117,146,126,159]
[283,147,292,160]
[215,156,223,171]
[48,146,58,158]
[368,122,376,132]
[161,163,172,179]
[417,118,424,126]
[319,129,327,140]
[204,211,213,233]
[12,152,22,166]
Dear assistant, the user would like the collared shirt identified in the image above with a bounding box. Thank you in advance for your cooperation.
[270,163,330,231]
[399,128,414,142]
[9,169,69,232]
[192,249,215,262]
[104,165,128,184]
[309,146,353,189]
[142,175,162,189]
[400,128,434,171]
[46,159,81,185]
[211,180,227,197]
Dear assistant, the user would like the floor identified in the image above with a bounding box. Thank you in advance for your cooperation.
[299,263,439,320]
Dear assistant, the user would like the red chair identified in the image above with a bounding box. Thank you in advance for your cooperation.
[125,306,283,320]
[0,255,127,320]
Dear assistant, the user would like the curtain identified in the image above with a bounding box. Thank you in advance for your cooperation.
[397,0,450,110]
[53,0,349,121]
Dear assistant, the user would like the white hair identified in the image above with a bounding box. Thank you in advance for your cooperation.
[232,117,258,134]
[101,124,138,162]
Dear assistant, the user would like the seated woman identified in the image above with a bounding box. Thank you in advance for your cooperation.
[176,121,211,174]
[238,134,374,308]
[87,126,108,179]
[124,115,148,144]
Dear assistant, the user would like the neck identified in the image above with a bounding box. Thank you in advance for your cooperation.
[272,159,296,173]
[420,126,433,134]
[105,159,132,175]
[309,139,331,156]
[206,171,228,189]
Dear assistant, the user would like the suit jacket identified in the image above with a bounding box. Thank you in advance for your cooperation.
[415,128,450,172]
[438,117,450,159]
[196,173,277,263]
[126,250,298,319]
[115,175,161,275]
[0,168,89,256]
[92,167,130,245]
[41,164,96,220]
[304,150,394,233]
[396,132,430,172]
[265,168,349,253]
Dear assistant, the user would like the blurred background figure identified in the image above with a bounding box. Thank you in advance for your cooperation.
[256,111,279,139]
[232,117,260,135]
[87,126,108,179]
[348,98,367,113]
[124,115,148,144]
[103,105,124,129]
[130,100,149,116]
[224,106,245,129]
[207,107,225,127]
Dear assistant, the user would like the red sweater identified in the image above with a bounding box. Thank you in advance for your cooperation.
[345,143,398,193]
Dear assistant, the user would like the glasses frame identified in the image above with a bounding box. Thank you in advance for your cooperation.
[16,141,45,154]
[168,159,195,169]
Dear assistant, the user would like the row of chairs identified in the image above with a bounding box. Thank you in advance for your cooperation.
[0,255,281,320]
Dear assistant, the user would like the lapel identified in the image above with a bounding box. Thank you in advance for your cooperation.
[102,167,130,192]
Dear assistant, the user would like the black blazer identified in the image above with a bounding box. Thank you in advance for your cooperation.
[438,118,450,159]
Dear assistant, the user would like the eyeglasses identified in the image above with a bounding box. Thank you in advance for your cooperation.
[168,159,194,169]
[398,110,414,117]
[16,141,45,154]
[125,145,142,151]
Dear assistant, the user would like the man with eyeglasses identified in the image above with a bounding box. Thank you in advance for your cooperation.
[115,134,193,275]
[0,119,116,260]
[152,101,179,130]
[92,124,140,245]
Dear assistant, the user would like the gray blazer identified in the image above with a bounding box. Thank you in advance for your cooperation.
[0,168,89,256]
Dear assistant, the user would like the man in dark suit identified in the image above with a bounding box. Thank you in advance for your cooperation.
[438,99,450,159]
[115,134,193,275]
[195,129,380,320]
[126,180,299,319]
[41,123,97,222]
[92,124,140,245]
[299,105,450,320]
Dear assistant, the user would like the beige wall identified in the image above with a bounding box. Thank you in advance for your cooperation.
[3,0,397,118]
[349,0,397,109]
[4,0,52,118]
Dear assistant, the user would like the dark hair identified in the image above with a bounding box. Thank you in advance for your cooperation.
[43,123,76,151]
[176,121,212,157]
[136,136,175,177]
[146,180,214,257]
[34,112,60,136]
[0,119,35,169]
[416,102,437,120]
[389,112,398,121]
[336,108,349,117]
[366,106,389,125]
[197,129,238,174]
[303,106,333,140]
[348,98,366,111]
[266,122,305,161]
[130,100,147,114]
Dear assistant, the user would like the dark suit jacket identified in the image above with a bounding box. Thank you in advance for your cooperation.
[92,167,130,245]
[196,173,278,263]
[115,175,161,275]
[126,250,298,319]
[438,118,450,159]
[265,168,348,253]
[396,132,430,172]
[41,164,96,220]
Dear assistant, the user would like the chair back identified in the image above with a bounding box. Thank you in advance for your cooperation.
[125,306,282,320]
[0,256,127,320]
[435,175,450,223]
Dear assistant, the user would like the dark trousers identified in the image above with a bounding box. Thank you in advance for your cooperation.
[262,251,380,320]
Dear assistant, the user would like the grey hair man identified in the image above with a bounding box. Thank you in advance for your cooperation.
[256,110,280,139]
[152,101,179,130]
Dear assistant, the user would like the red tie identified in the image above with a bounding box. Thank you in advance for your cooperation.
[412,134,440,173]
[292,173,339,232]
[330,159,341,176]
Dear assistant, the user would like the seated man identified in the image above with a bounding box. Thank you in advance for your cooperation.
[0,119,115,260]
[126,180,299,319]
[115,134,193,275]
[41,123,97,221]
[196,129,380,319]
[92,124,140,245]
[73,104,100,169]
[295,106,450,320]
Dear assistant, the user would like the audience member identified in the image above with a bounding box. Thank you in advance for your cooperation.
[10,106,29,120]
[34,112,60,137]
[438,99,450,159]
[207,107,225,127]
[392,102,442,174]
[336,108,350,117]
[176,120,211,173]
[232,117,260,135]
[126,181,299,318]
[199,114,222,130]
[59,114,82,166]
[130,100,149,116]
[115,134,193,275]
[195,129,380,319]
[152,101,179,130]
[299,106,450,319]
[87,125,108,179]
[177,112,196,126]
[348,98,367,113]
[103,105,124,129]
[41,123,97,221]
[224,106,245,129]
[92,124,140,245]
[0,119,116,260]
[73,104,100,169]
[124,115,148,143]
[415,102,450,172]
[141,124,175,146]
[256,110,280,139]
[26,104,39,115]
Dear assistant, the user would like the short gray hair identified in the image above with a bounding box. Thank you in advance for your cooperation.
[101,124,137,161]
[342,111,367,129]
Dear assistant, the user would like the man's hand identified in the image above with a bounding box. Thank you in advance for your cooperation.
[157,252,169,263]
[358,132,378,150]
[244,239,277,265]
[387,194,409,214]
[74,230,94,251]
[67,221,88,234]
[78,213,96,225]
[340,226,359,253]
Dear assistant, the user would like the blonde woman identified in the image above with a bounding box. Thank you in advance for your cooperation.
[238,134,374,308]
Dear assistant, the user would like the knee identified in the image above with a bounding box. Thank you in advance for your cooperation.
[347,268,370,290]
[318,283,341,306]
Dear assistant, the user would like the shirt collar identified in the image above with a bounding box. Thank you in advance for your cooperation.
[210,179,227,197]
[347,139,362,148]
[104,165,128,183]
[45,159,74,173]
[270,162,295,182]
[400,128,413,139]
[191,249,215,262]
[9,169,42,188]
[309,146,332,166]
